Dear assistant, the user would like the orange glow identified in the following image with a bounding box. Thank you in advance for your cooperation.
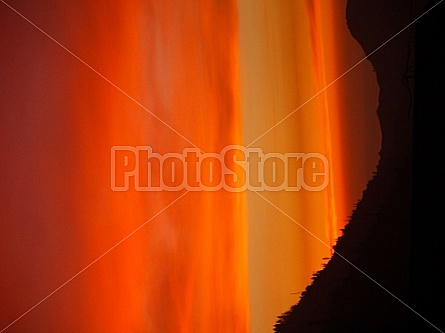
[238,1,380,332]
[1,1,381,332]
[1,1,248,332]
[307,0,381,246]
[307,0,345,248]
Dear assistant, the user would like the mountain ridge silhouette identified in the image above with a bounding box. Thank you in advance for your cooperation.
[274,1,444,332]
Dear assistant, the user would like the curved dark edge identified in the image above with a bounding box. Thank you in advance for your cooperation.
[274,1,444,332]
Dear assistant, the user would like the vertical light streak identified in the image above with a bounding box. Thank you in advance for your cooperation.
[1,1,249,332]
[238,1,380,332]
[307,0,342,250]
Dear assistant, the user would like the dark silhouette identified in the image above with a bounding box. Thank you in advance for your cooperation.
[274,1,445,332]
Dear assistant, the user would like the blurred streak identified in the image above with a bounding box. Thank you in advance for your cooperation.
[307,0,342,249]
[238,0,380,332]
[0,0,381,332]
[1,1,248,332]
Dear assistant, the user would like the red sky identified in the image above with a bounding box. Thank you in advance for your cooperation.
[1,1,247,332]
[238,1,380,331]
[0,1,380,332]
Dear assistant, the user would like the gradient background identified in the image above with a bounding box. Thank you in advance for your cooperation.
[1,1,380,332]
